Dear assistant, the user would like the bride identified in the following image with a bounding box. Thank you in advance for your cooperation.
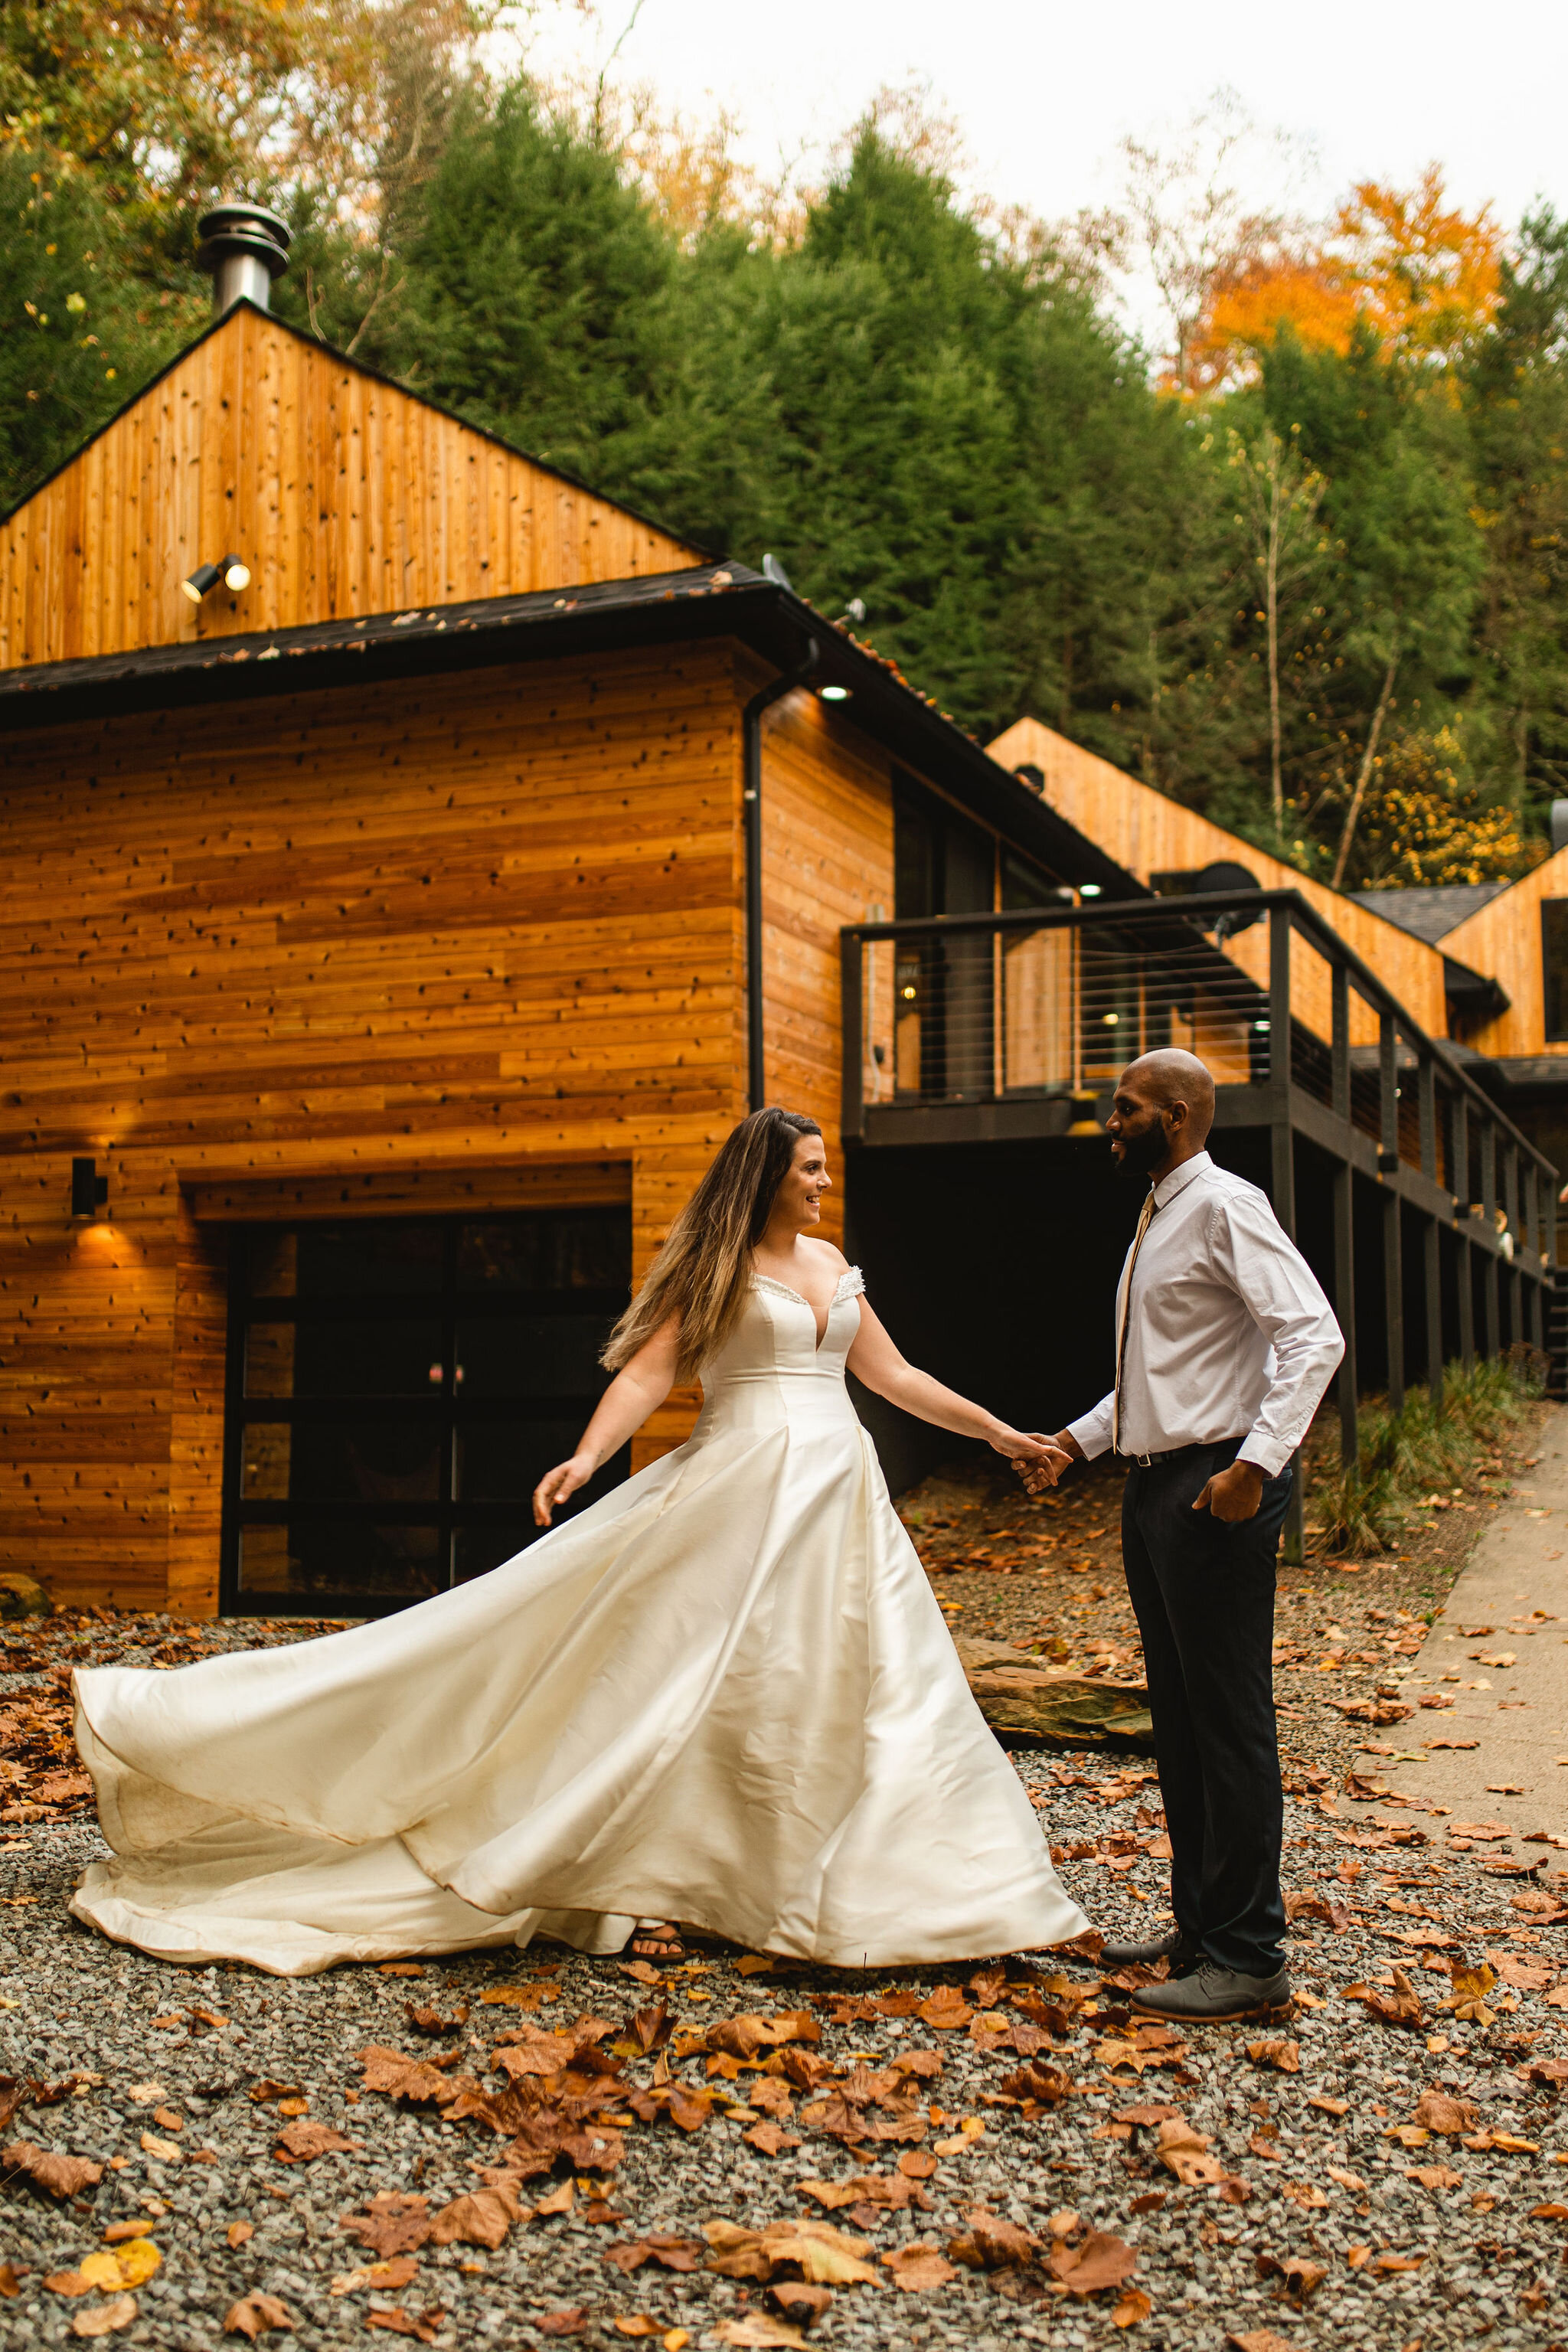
[70,1108,1089,1975]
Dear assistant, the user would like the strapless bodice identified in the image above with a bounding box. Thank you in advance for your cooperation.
[691,1268,865,1436]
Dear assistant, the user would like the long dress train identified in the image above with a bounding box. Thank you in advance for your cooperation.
[70,1269,1089,1975]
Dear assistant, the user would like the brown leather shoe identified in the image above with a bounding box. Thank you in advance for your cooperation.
[1100,1927,1200,1972]
[1131,1959,1292,2022]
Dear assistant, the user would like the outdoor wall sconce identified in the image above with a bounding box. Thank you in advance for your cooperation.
[71,1157,108,1219]
[819,683,851,703]
[181,554,252,603]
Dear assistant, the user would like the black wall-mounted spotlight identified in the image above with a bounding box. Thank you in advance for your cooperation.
[181,554,252,603]
[71,1157,109,1219]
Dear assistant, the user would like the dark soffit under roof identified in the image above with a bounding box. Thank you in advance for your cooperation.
[0,561,1145,901]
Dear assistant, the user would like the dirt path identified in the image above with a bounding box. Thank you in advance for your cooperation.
[1385,1400,1568,1856]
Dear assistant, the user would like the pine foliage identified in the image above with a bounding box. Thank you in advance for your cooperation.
[3,35,1567,892]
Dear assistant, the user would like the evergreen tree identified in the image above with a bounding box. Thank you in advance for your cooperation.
[1463,207,1568,821]
[370,83,681,492]
[1258,325,1485,882]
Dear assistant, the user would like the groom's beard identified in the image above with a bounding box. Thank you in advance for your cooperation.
[1115,1123,1168,1178]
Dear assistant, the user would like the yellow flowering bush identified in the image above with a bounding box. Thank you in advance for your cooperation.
[1343,728,1542,888]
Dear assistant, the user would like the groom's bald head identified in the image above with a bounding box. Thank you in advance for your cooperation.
[1123,1049,1216,1145]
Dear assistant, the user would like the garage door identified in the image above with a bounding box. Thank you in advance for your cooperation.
[221,1207,632,1616]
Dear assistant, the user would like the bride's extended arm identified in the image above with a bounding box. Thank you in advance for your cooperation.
[532,1318,680,1524]
[846,1301,1065,1473]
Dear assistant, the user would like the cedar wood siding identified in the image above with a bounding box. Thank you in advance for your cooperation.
[1437,844,1568,1061]
[0,642,893,1612]
[0,302,702,671]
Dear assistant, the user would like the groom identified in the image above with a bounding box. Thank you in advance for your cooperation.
[1040,1048,1343,2022]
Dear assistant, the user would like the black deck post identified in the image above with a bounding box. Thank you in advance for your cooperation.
[1269,909,1305,1563]
[1379,1011,1404,1412]
[1481,1119,1500,1357]
[840,930,864,1151]
[1419,1054,1443,1410]
[1525,1163,1545,1351]
[1267,907,1295,1232]
[1452,1096,1475,1371]
[1331,963,1358,1472]
[1504,1140,1523,1346]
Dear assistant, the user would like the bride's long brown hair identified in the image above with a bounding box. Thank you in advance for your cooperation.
[603,1107,824,1383]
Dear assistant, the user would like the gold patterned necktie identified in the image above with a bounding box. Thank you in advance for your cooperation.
[1111,1187,1158,1457]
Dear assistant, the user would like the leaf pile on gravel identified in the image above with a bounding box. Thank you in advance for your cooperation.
[0,1611,1563,2348]
[0,1390,1561,2349]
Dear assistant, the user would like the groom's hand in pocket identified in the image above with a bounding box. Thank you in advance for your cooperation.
[1193,1459,1265,1521]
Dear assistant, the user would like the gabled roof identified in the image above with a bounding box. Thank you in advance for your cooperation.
[987,714,1451,1038]
[0,298,704,673]
[1348,884,1510,944]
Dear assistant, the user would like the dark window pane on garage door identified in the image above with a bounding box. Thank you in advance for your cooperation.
[237,1521,444,1605]
[458,1214,630,1293]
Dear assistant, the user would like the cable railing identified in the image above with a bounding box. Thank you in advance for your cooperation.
[841,891,1557,1282]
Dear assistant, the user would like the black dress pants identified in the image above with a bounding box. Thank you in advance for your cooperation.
[1120,1439,1291,1976]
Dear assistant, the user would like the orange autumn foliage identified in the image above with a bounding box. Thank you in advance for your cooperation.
[1185,168,1504,394]
[1335,170,1504,357]
[1193,261,1360,393]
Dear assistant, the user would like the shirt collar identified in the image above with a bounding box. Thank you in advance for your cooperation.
[1151,1149,1213,1210]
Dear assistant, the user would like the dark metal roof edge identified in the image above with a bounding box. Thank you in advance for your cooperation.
[1442,953,1511,1019]
[0,564,1142,898]
[0,560,748,703]
[1473,1054,1568,1090]
[0,298,713,561]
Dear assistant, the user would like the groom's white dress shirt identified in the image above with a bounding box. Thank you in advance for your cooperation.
[1067,1151,1344,1480]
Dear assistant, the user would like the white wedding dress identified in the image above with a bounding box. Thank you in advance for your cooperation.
[70,1269,1088,1975]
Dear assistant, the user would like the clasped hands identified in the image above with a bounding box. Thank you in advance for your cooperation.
[1006,1432,1265,1520]
[995,1431,1073,1489]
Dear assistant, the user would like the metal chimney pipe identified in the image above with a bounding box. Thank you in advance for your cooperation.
[196,204,291,315]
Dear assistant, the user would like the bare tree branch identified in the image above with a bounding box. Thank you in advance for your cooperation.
[1331,655,1399,889]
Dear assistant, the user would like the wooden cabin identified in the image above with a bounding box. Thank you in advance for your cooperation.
[0,273,1133,1620]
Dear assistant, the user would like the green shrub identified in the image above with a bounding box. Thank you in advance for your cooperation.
[1305,1351,1544,1557]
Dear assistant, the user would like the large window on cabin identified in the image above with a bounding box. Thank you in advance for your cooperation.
[891,779,1066,1102]
[1544,901,1568,1042]
[221,1210,631,1617]
[893,779,991,1101]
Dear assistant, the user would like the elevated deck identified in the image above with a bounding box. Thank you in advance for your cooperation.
[840,891,1557,1543]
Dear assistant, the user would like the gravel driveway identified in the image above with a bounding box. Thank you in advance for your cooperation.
[0,1648,1563,2351]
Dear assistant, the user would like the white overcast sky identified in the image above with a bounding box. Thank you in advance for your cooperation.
[524,0,1568,342]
